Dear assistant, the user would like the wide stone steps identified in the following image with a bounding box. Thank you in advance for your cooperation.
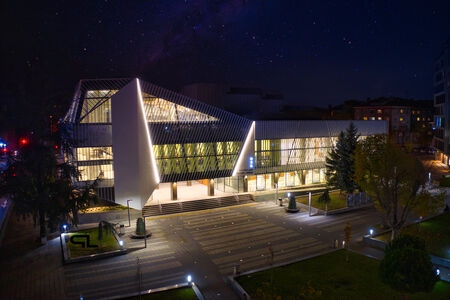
[142,194,254,217]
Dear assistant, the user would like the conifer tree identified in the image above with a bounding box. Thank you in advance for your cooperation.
[325,122,359,194]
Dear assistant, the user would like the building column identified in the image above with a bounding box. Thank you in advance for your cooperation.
[273,172,279,189]
[243,176,248,192]
[171,182,177,200]
[301,170,306,185]
[208,179,214,196]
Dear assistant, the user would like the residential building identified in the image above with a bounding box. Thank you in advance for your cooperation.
[62,78,387,210]
[353,98,433,145]
[433,39,450,164]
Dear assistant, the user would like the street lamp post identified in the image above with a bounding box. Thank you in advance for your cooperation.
[143,217,147,248]
[126,199,132,227]
[308,192,312,216]
[275,183,278,205]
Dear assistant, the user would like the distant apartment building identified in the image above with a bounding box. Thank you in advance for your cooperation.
[354,98,433,145]
[433,39,450,164]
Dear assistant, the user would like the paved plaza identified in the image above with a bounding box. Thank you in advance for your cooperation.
[1,201,383,299]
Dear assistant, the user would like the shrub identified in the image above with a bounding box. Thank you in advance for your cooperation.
[439,177,450,187]
[136,217,145,236]
[380,234,436,293]
[288,195,297,210]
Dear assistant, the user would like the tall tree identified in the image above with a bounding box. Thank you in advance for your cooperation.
[325,122,359,194]
[354,135,445,240]
[0,139,98,243]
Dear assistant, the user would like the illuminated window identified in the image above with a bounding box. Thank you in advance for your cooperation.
[363,116,368,120]
[377,109,382,114]
[417,117,420,121]
[377,117,382,120]
[76,147,113,161]
[370,117,375,120]
[400,109,404,114]
[78,164,114,181]
[417,110,420,114]
[400,117,404,122]
[412,110,415,115]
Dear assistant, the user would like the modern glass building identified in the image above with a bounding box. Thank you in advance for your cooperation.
[63,78,388,209]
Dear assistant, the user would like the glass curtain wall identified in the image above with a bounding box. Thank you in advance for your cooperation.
[153,141,242,176]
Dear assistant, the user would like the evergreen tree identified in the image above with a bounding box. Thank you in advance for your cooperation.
[325,122,359,194]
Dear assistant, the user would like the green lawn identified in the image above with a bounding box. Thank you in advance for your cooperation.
[296,190,347,211]
[122,287,197,299]
[376,212,450,259]
[66,227,120,258]
[237,250,450,299]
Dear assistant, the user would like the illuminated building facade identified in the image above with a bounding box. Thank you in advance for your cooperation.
[63,78,387,209]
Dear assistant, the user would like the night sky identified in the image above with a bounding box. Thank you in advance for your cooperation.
[1,0,449,108]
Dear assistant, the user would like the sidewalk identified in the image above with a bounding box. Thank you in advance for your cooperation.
[0,211,66,299]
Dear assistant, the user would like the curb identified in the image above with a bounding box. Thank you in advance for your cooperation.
[227,248,339,299]
[98,282,205,300]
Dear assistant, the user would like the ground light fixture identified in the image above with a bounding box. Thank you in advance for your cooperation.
[187,274,192,283]
[119,240,124,247]
[369,229,374,237]
[436,269,440,276]
[63,224,68,232]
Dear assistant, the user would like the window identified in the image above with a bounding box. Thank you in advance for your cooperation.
[377,117,382,120]
[417,110,420,114]
[370,117,375,120]
[400,109,404,114]
[412,110,415,115]
[417,117,420,121]
[377,109,382,114]
[399,117,404,122]
[363,116,368,120]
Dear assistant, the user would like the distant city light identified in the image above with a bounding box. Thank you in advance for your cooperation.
[19,138,29,145]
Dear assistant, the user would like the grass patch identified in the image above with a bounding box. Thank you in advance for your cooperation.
[375,212,450,259]
[66,227,120,258]
[237,250,450,299]
[296,190,347,211]
[122,287,197,299]
[439,177,450,187]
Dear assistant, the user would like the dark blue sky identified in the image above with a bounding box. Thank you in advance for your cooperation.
[1,0,449,107]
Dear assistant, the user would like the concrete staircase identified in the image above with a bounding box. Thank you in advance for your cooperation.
[142,193,254,217]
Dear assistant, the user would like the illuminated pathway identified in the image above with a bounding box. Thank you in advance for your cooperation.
[63,202,382,299]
